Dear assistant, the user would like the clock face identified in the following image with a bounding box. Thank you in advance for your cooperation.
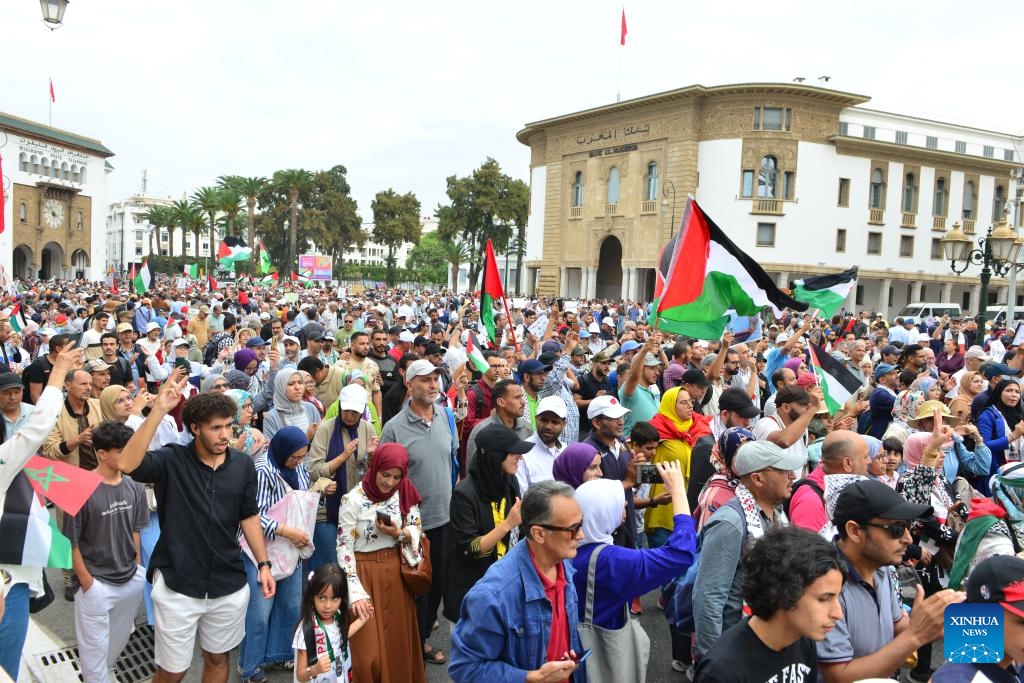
[43,199,64,228]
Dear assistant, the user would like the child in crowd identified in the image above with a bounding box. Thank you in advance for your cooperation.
[65,421,149,683]
[293,564,368,683]
[879,437,903,488]
[627,421,671,615]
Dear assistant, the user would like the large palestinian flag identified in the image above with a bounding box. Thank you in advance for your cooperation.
[133,259,152,294]
[793,267,859,318]
[653,198,807,339]
[808,344,864,415]
[479,239,505,345]
[217,236,251,266]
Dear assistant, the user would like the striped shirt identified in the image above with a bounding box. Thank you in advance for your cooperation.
[253,455,310,540]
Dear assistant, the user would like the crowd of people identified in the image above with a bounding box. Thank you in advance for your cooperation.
[0,275,1022,683]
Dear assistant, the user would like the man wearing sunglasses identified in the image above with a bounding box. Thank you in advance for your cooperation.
[817,479,965,682]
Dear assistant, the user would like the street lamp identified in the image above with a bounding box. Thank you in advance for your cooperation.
[941,215,1022,329]
[39,0,69,29]
[662,179,677,238]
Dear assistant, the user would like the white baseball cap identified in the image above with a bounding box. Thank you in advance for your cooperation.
[405,359,441,381]
[337,384,368,413]
[145,321,162,333]
[587,394,631,420]
[399,330,415,343]
[536,395,568,419]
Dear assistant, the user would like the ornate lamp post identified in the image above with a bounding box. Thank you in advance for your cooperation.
[39,0,69,29]
[662,179,677,239]
[941,215,1021,330]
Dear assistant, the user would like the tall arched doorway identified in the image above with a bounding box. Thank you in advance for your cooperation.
[40,241,65,280]
[13,245,32,281]
[595,236,623,300]
[71,250,89,280]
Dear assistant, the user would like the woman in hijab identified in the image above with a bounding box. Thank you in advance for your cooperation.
[262,369,321,441]
[226,347,260,392]
[239,426,311,683]
[337,443,426,682]
[224,388,267,457]
[783,356,808,376]
[552,442,604,488]
[444,424,531,624]
[201,373,229,394]
[298,369,325,418]
[978,379,1024,485]
[950,461,1024,590]
[693,427,754,529]
[909,376,944,403]
[949,371,985,423]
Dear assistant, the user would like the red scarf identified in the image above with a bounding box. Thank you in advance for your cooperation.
[360,443,422,515]
[648,411,713,446]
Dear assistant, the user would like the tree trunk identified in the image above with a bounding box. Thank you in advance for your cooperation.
[168,225,175,266]
[247,197,256,259]
[450,261,459,295]
[208,212,216,275]
[515,225,525,296]
[288,189,299,268]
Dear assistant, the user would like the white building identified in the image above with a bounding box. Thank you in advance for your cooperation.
[106,190,217,274]
[344,216,438,268]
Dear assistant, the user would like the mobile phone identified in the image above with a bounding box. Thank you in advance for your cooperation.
[174,357,191,372]
[557,298,564,312]
[375,511,392,526]
[573,649,593,665]
[637,464,663,484]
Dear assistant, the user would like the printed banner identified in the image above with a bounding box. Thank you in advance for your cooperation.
[298,255,333,281]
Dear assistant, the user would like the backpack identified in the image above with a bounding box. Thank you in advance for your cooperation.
[783,478,824,519]
[203,333,225,367]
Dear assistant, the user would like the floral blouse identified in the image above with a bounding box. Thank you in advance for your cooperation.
[336,484,423,603]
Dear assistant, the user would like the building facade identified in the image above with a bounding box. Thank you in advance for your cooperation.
[105,194,216,274]
[1,113,114,282]
[516,83,1023,318]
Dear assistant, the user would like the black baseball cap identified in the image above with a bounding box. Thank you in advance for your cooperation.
[680,368,711,388]
[423,342,446,356]
[474,423,534,456]
[718,387,761,419]
[775,385,811,406]
[305,328,324,342]
[966,555,1024,617]
[0,373,22,391]
[833,479,933,531]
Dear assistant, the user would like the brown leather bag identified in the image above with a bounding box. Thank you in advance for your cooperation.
[400,534,432,597]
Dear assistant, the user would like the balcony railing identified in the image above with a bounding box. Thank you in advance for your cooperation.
[932,216,946,230]
[962,218,976,234]
[868,208,885,225]
[605,203,619,216]
[640,200,658,214]
[751,198,783,215]
[900,212,916,228]
[569,206,582,220]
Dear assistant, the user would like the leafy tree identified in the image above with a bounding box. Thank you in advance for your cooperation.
[306,165,364,278]
[218,175,267,257]
[170,199,204,266]
[404,232,449,286]
[438,238,475,295]
[139,205,174,271]
[371,189,422,285]
[192,186,225,271]
[271,169,315,267]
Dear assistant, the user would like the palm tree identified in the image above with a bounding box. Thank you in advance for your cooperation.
[192,186,224,273]
[505,236,528,295]
[439,238,474,295]
[272,169,314,267]
[219,175,267,255]
[170,199,203,264]
[139,205,173,272]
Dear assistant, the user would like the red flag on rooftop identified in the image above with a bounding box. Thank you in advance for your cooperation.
[620,8,627,46]
[49,78,55,103]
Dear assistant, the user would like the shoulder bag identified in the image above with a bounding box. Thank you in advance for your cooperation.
[399,521,432,597]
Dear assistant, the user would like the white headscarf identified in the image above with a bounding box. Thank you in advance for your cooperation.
[272,370,305,416]
[575,478,626,546]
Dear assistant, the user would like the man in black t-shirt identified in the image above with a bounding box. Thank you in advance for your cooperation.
[572,349,614,439]
[23,333,69,404]
[694,526,845,683]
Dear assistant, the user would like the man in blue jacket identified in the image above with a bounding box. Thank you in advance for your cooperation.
[450,480,587,683]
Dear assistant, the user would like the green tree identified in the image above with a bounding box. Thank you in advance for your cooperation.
[272,169,315,268]
[192,186,225,272]
[306,165,364,278]
[404,232,449,286]
[139,205,174,272]
[371,189,422,285]
[218,175,267,256]
[438,238,475,295]
[170,199,204,268]
[436,158,530,291]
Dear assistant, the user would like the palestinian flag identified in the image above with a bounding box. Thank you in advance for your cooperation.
[258,272,279,286]
[183,263,199,278]
[291,271,310,283]
[793,267,859,318]
[7,303,27,333]
[133,259,152,294]
[480,239,505,344]
[653,198,806,339]
[217,236,251,266]
[258,241,273,275]
[207,274,219,291]
[0,474,72,569]
[466,333,488,374]
[808,344,863,415]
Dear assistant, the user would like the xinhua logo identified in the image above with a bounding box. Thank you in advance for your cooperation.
[944,603,1004,663]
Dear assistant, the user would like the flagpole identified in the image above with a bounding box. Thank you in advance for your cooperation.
[616,47,622,103]
[502,296,520,353]
[48,79,52,127]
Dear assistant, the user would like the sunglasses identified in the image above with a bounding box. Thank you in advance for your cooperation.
[536,519,584,536]
[211,383,228,390]
[862,521,910,538]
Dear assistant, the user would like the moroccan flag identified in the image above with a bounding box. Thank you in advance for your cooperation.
[183,263,199,279]
[0,153,5,235]
[7,303,27,334]
[0,474,72,569]
[133,259,151,294]
[653,198,807,339]
[258,241,272,275]
[479,239,506,344]
[466,333,489,374]
[217,236,251,266]
[49,77,55,103]
[792,267,859,318]
[620,8,627,45]
[207,274,219,291]
[808,344,863,415]
[24,456,101,516]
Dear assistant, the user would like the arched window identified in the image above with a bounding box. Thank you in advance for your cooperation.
[18,202,26,222]
[40,158,49,177]
[902,173,915,212]
[61,162,70,180]
[644,162,659,201]
[30,155,39,174]
[79,166,87,183]
[869,168,885,209]
[19,152,28,172]
[606,167,620,205]
[758,156,777,198]
[962,181,976,219]
[993,185,1006,221]
[933,177,947,216]
[572,171,584,207]
[71,164,80,183]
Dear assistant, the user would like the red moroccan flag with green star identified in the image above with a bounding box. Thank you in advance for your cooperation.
[480,239,506,344]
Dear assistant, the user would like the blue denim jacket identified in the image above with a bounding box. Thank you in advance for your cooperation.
[449,540,588,683]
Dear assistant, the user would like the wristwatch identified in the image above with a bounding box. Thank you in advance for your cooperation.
[257,560,272,571]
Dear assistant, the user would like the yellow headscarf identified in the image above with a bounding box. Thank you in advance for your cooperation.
[99,385,131,422]
[644,386,701,533]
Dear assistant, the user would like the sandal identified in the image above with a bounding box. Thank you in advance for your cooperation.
[423,647,447,665]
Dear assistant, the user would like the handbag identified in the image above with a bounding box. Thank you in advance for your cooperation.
[400,528,432,597]
[28,571,55,614]
[240,476,320,581]
[577,544,651,683]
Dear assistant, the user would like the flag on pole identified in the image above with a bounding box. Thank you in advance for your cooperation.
[0,474,72,569]
[207,274,219,291]
[466,333,489,374]
[217,236,251,266]
[258,241,272,275]
[652,197,807,339]
[291,271,310,284]
[183,264,199,279]
[808,344,863,415]
[479,239,506,344]
[6,303,27,333]
[792,267,859,318]
[258,272,279,286]
[49,77,55,103]
[23,456,102,517]
[620,7,627,45]
[133,259,151,294]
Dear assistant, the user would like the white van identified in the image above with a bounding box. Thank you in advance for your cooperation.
[986,306,1007,327]
[896,302,962,325]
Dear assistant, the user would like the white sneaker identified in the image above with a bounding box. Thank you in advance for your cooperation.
[671,660,686,672]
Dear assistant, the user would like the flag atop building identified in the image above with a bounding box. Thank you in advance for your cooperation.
[479,239,506,344]
[653,197,807,339]
[133,259,151,294]
[183,263,199,279]
[49,77,55,103]
[792,267,859,318]
[217,236,251,266]
[808,344,863,415]
[0,474,72,569]
[258,241,272,275]
[620,7,627,45]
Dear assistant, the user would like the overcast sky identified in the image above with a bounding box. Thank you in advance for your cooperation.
[5,1,1022,225]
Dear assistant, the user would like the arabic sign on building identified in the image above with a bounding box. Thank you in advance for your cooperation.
[298,254,333,280]
[17,137,90,163]
[575,123,650,146]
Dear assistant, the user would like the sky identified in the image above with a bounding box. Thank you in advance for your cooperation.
[5,0,1023,226]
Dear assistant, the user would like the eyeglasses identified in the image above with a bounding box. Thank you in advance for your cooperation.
[536,519,584,536]
[862,521,910,538]
[344,320,353,323]
[211,383,228,390]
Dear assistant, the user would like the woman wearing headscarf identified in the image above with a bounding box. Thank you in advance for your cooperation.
[552,441,604,488]
[238,426,311,683]
[306,384,379,572]
[337,443,426,683]
[225,347,260,392]
[262,369,320,442]
[224,388,268,457]
[443,424,531,624]
[571,463,696,681]
[948,370,985,423]
[298,369,325,418]
[950,461,1024,590]
[201,373,228,394]
[693,427,753,529]
[978,379,1024,487]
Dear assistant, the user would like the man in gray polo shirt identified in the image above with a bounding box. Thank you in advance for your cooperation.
[818,479,965,682]
[378,359,456,665]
